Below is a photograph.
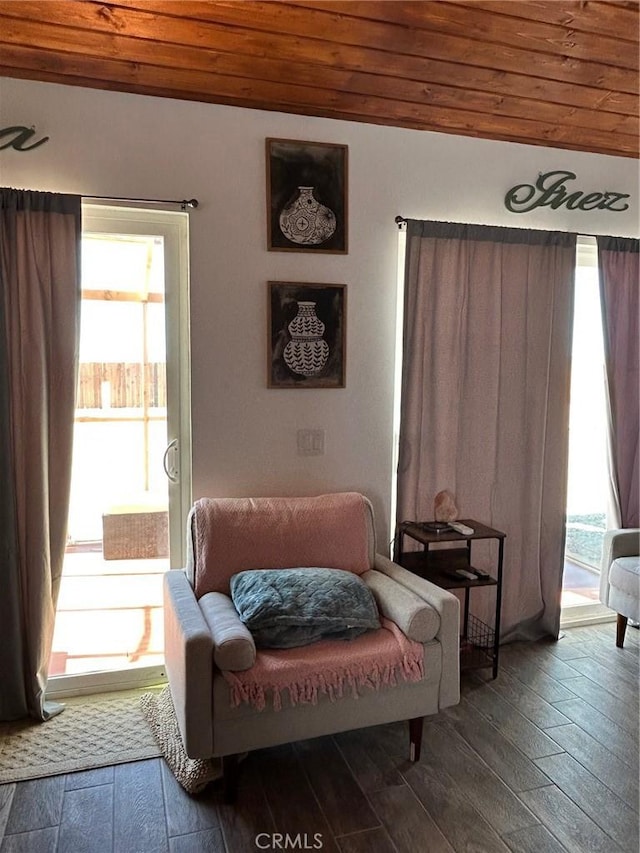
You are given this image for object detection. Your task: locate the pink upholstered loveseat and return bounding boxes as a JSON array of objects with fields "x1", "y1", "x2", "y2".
[{"x1": 163, "y1": 492, "x2": 460, "y2": 797}]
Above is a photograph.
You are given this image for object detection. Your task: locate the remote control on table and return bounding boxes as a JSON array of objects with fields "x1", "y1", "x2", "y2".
[
  {"x1": 449, "y1": 522, "x2": 474, "y2": 535},
  {"x1": 454, "y1": 569, "x2": 477, "y2": 580},
  {"x1": 473, "y1": 569, "x2": 490, "y2": 580}
]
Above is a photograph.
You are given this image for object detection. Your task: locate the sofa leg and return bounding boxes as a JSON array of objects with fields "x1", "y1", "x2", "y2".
[
  {"x1": 616, "y1": 614, "x2": 628, "y2": 648},
  {"x1": 222, "y1": 755, "x2": 239, "y2": 803},
  {"x1": 409, "y1": 717, "x2": 424, "y2": 762}
]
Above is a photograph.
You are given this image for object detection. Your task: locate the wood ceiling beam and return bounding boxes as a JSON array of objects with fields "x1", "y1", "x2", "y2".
[
  {"x1": 0, "y1": 42, "x2": 636, "y2": 158},
  {"x1": 445, "y1": 1, "x2": 640, "y2": 42},
  {"x1": 290, "y1": 0, "x2": 638, "y2": 69},
  {"x1": 0, "y1": 14, "x2": 635, "y2": 139},
  {"x1": 0, "y1": 1, "x2": 636, "y2": 114},
  {"x1": 67, "y1": 0, "x2": 640, "y2": 90}
]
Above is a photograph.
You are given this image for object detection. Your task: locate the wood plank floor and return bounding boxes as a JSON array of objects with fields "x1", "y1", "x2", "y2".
[{"x1": 1, "y1": 623, "x2": 638, "y2": 852}]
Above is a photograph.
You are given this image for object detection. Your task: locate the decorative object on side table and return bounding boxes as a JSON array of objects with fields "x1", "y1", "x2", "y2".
[
  {"x1": 268, "y1": 281, "x2": 346, "y2": 388},
  {"x1": 266, "y1": 138, "x2": 348, "y2": 253},
  {"x1": 434, "y1": 488, "x2": 459, "y2": 522}
]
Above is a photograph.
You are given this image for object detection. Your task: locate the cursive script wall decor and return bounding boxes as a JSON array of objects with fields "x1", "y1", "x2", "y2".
[
  {"x1": 0, "y1": 125, "x2": 49, "y2": 151},
  {"x1": 505, "y1": 170, "x2": 630, "y2": 214}
]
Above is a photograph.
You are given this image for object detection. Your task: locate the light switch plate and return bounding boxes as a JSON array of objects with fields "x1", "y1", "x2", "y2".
[{"x1": 297, "y1": 428, "x2": 325, "y2": 456}]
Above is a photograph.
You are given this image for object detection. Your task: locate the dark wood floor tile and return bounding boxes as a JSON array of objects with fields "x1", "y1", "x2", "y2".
[
  {"x1": 586, "y1": 647, "x2": 640, "y2": 688},
  {"x1": 1, "y1": 622, "x2": 637, "y2": 853},
  {"x1": 217, "y1": 762, "x2": 275, "y2": 853},
  {"x1": 470, "y1": 670, "x2": 571, "y2": 729},
  {"x1": 0, "y1": 785, "x2": 16, "y2": 842},
  {"x1": 337, "y1": 826, "x2": 397, "y2": 853},
  {"x1": 57, "y1": 784, "x2": 113, "y2": 853},
  {"x1": 418, "y1": 721, "x2": 539, "y2": 836},
  {"x1": 619, "y1": 623, "x2": 640, "y2": 643},
  {"x1": 545, "y1": 723, "x2": 639, "y2": 810},
  {"x1": 610, "y1": 648, "x2": 640, "y2": 679},
  {"x1": 507, "y1": 646, "x2": 580, "y2": 681},
  {"x1": 443, "y1": 700, "x2": 550, "y2": 792},
  {"x1": 500, "y1": 658, "x2": 577, "y2": 704},
  {"x1": 4, "y1": 776, "x2": 65, "y2": 834},
  {"x1": 534, "y1": 752, "x2": 639, "y2": 852},
  {"x1": 559, "y1": 676, "x2": 639, "y2": 736},
  {"x1": 572, "y1": 640, "x2": 640, "y2": 677},
  {"x1": 114, "y1": 759, "x2": 169, "y2": 852},
  {"x1": 168, "y1": 828, "x2": 225, "y2": 853},
  {"x1": 557, "y1": 639, "x2": 639, "y2": 678},
  {"x1": 594, "y1": 655, "x2": 640, "y2": 691},
  {"x1": 462, "y1": 680, "x2": 564, "y2": 759},
  {"x1": 557, "y1": 655, "x2": 638, "y2": 705},
  {"x1": 65, "y1": 765, "x2": 114, "y2": 791},
  {"x1": 257, "y1": 745, "x2": 340, "y2": 853},
  {"x1": 403, "y1": 761, "x2": 512, "y2": 852},
  {"x1": 626, "y1": 624, "x2": 639, "y2": 640},
  {"x1": 333, "y1": 727, "x2": 406, "y2": 792},
  {"x1": 368, "y1": 784, "x2": 454, "y2": 853},
  {"x1": 552, "y1": 698, "x2": 638, "y2": 768},
  {"x1": 556, "y1": 627, "x2": 593, "y2": 643},
  {"x1": 159, "y1": 760, "x2": 220, "y2": 839},
  {"x1": 568, "y1": 626, "x2": 617, "y2": 644},
  {"x1": 503, "y1": 823, "x2": 567, "y2": 853},
  {"x1": 367, "y1": 721, "x2": 412, "y2": 758},
  {"x1": 495, "y1": 646, "x2": 526, "y2": 668},
  {"x1": 294, "y1": 737, "x2": 379, "y2": 837},
  {"x1": 234, "y1": 752, "x2": 267, "y2": 790},
  {"x1": 519, "y1": 784, "x2": 624, "y2": 853},
  {"x1": 0, "y1": 826, "x2": 58, "y2": 853},
  {"x1": 543, "y1": 640, "x2": 590, "y2": 661}
]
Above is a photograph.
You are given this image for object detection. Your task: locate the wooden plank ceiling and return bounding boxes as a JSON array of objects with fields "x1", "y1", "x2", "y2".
[{"x1": 0, "y1": 0, "x2": 637, "y2": 158}]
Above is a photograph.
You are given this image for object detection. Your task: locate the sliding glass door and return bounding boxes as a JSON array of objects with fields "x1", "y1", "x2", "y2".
[
  {"x1": 561, "y1": 237, "x2": 612, "y2": 628},
  {"x1": 48, "y1": 205, "x2": 191, "y2": 697}
]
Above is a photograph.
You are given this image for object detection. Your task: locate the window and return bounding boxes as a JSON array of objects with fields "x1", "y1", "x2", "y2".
[{"x1": 561, "y1": 236, "x2": 611, "y2": 625}]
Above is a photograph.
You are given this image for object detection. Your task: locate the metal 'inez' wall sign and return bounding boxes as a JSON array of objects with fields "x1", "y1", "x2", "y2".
[
  {"x1": 505, "y1": 170, "x2": 630, "y2": 213},
  {"x1": 0, "y1": 125, "x2": 49, "y2": 151}
]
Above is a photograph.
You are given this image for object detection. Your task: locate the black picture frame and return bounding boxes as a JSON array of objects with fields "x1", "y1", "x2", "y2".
[
  {"x1": 268, "y1": 282, "x2": 346, "y2": 388},
  {"x1": 266, "y1": 138, "x2": 348, "y2": 253}
]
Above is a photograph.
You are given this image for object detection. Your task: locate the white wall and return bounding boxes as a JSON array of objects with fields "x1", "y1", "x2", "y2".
[{"x1": 1, "y1": 78, "x2": 637, "y2": 550}]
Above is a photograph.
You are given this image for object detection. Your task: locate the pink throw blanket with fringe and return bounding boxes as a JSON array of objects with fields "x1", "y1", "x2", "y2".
[
  {"x1": 193, "y1": 492, "x2": 371, "y2": 597},
  {"x1": 222, "y1": 618, "x2": 425, "y2": 711}
]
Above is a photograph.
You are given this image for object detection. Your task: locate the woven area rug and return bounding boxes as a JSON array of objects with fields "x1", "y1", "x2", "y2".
[
  {"x1": 140, "y1": 685, "x2": 222, "y2": 794},
  {"x1": 0, "y1": 689, "x2": 162, "y2": 784}
]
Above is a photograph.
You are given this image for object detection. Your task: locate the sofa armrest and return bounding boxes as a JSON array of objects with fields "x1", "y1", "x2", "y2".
[
  {"x1": 163, "y1": 569, "x2": 214, "y2": 758},
  {"x1": 374, "y1": 553, "x2": 460, "y2": 709},
  {"x1": 362, "y1": 569, "x2": 440, "y2": 642},
  {"x1": 600, "y1": 529, "x2": 640, "y2": 606},
  {"x1": 199, "y1": 591, "x2": 256, "y2": 671},
  {"x1": 602, "y1": 529, "x2": 640, "y2": 564}
]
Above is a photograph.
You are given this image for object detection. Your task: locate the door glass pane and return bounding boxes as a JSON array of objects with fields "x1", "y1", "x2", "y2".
[
  {"x1": 563, "y1": 248, "x2": 608, "y2": 611},
  {"x1": 51, "y1": 232, "x2": 169, "y2": 677}
]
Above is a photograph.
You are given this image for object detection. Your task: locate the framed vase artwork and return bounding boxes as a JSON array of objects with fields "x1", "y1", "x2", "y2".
[
  {"x1": 266, "y1": 138, "x2": 348, "y2": 253},
  {"x1": 268, "y1": 282, "x2": 346, "y2": 388}
]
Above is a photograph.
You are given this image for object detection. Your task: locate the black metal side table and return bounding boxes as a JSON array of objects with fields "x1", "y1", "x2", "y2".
[{"x1": 395, "y1": 519, "x2": 505, "y2": 678}]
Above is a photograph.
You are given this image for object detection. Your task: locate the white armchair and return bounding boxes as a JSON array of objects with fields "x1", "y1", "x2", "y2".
[
  {"x1": 163, "y1": 492, "x2": 460, "y2": 799},
  {"x1": 599, "y1": 528, "x2": 640, "y2": 647}
]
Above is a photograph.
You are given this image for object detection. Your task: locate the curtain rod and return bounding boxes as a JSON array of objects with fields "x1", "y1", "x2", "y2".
[
  {"x1": 393, "y1": 215, "x2": 634, "y2": 241},
  {"x1": 84, "y1": 195, "x2": 199, "y2": 210}
]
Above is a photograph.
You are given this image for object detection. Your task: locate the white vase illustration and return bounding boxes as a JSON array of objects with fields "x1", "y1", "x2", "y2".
[
  {"x1": 283, "y1": 301, "x2": 330, "y2": 376},
  {"x1": 279, "y1": 186, "x2": 337, "y2": 245}
]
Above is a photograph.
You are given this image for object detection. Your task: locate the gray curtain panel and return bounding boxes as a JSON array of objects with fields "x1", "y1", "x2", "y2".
[
  {"x1": 0, "y1": 188, "x2": 81, "y2": 721},
  {"x1": 397, "y1": 220, "x2": 576, "y2": 642},
  {"x1": 597, "y1": 236, "x2": 639, "y2": 529}
]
